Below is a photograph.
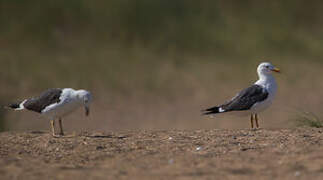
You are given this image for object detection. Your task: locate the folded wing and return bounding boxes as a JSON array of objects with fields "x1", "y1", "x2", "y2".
[{"x1": 202, "y1": 85, "x2": 268, "y2": 115}]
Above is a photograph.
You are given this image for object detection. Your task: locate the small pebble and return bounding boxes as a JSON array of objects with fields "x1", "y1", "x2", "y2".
[
  {"x1": 294, "y1": 171, "x2": 301, "y2": 177},
  {"x1": 168, "y1": 137, "x2": 173, "y2": 140},
  {"x1": 96, "y1": 146, "x2": 104, "y2": 150},
  {"x1": 168, "y1": 159, "x2": 174, "y2": 164},
  {"x1": 196, "y1": 147, "x2": 202, "y2": 151}
]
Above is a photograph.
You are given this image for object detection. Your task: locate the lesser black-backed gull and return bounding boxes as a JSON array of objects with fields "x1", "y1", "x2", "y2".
[
  {"x1": 202, "y1": 62, "x2": 280, "y2": 128},
  {"x1": 7, "y1": 88, "x2": 92, "y2": 137}
]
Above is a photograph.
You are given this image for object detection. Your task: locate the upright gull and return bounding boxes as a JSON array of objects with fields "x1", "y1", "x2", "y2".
[
  {"x1": 7, "y1": 88, "x2": 92, "y2": 137},
  {"x1": 202, "y1": 62, "x2": 280, "y2": 128}
]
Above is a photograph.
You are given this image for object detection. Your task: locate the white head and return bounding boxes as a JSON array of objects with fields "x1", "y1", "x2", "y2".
[
  {"x1": 257, "y1": 62, "x2": 280, "y2": 77},
  {"x1": 75, "y1": 90, "x2": 92, "y2": 116}
]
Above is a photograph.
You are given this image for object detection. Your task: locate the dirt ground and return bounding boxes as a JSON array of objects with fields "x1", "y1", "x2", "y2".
[{"x1": 1, "y1": 128, "x2": 323, "y2": 180}]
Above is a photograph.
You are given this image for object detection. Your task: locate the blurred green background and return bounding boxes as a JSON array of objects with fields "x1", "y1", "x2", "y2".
[{"x1": 1, "y1": 1, "x2": 323, "y2": 131}]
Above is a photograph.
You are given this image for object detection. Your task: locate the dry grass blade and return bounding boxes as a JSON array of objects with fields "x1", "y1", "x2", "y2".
[{"x1": 294, "y1": 111, "x2": 323, "y2": 128}]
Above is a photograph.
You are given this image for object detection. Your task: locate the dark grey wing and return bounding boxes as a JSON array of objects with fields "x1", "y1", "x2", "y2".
[
  {"x1": 202, "y1": 85, "x2": 268, "y2": 115},
  {"x1": 221, "y1": 85, "x2": 268, "y2": 111},
  {"x1": 23, "y1": 88, "x2": 63, "y2": 113}
]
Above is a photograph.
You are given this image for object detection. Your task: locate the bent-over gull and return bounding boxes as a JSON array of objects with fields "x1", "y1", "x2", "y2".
[{"x1": 7, "y1": 88, "x2": 92, "y2": 137}]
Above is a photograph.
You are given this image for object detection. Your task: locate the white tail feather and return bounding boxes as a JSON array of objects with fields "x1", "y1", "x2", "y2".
[{"x1": 16, "y1": 100, "x2": 27, "y2": 110}]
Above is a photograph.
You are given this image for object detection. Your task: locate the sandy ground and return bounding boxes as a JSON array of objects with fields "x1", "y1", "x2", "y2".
[{"x1": 1, "y1": 128, "x2": 323, "y2": 180}]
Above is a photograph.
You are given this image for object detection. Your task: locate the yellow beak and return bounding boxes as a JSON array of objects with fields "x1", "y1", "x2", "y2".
[{"x1": 271, "y1": 67, "x2": 280, "y2": 73}]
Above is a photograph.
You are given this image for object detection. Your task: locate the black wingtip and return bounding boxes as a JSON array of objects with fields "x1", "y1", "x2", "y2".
[
  {"x1": 6, "y1": 103, "x2": 20, "y2": 110},
  {"x1": 201, "y1": 106, "x2": 220, "y2": 115},
  {"x1": 202, "y1": 111, "x2": 213, "y2": 115}
]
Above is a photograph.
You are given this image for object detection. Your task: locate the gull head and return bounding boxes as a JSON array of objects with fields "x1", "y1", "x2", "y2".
[
  {"x1": 76, "y1": 90, "x2": 92, "y2": 116},
  {"x1": 257, "y1": 62, "x2": 280, "y2": 76}
]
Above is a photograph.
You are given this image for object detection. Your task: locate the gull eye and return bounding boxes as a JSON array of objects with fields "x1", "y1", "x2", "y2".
[{"x1": 265, "y1": 65, "x2": 270, "y2": 68}]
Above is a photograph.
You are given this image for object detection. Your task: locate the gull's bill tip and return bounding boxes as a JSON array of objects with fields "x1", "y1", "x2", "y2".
[
  {"x1": 272, "y1": 67, "x2": 280, "y2": 73},
  {"x1": 85, "y1": 106, "x2": 90, "y2": 116}
]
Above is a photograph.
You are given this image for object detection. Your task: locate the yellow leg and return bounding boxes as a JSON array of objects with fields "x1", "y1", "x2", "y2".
[
  {"x1": 58, "y1": 118, "x2": 64, "y2": 136},
  {"x1": 50, "y1": 119, "x2": 56, "y2": 136},
  {"x1": 250, "y1": 114, "x2": 254, "y2": 129},
  {"x1": 255, "y1": 114, "x2": 259, "y2": 128}
]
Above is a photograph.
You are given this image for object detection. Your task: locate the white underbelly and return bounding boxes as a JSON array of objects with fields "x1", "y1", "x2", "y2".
[
  {"x1": 250, "y1": 98, "x2": 273, "y2": 113},
  {"x1": 42, "y1": 101, "x2": 82, "y2": 119}
]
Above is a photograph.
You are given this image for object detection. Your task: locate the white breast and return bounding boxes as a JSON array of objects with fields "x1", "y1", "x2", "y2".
[{"x1": 252, "y1": 76, "x2": 277, "y2": 113}]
